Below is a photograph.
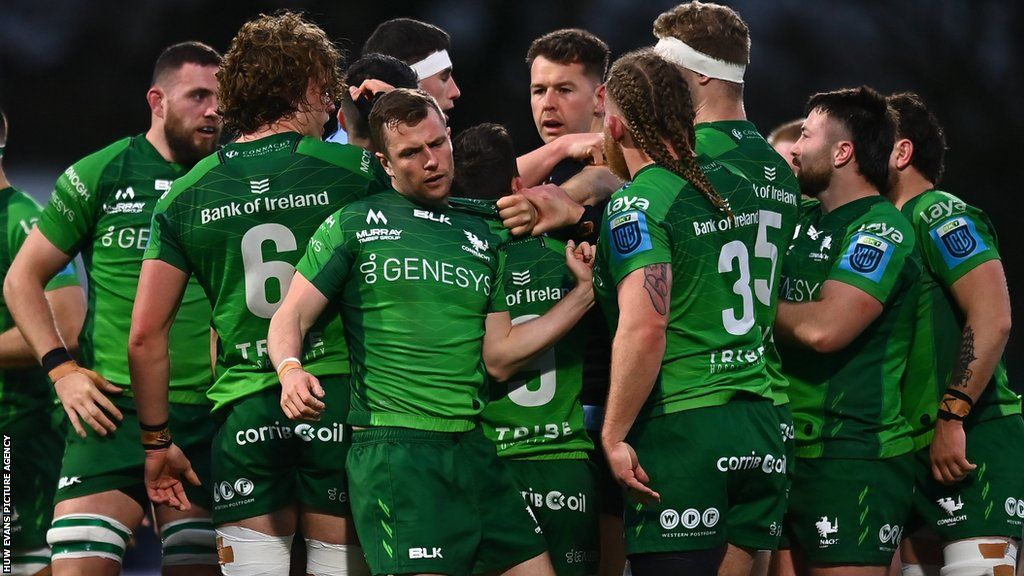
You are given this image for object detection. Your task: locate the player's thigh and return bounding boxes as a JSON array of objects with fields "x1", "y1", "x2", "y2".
[
  {"x1": 506, "y1": 458, "x2": 600, "y2": 576},
  {"x1": 169, "y1": 400, "x2": 218, "y2": 512},
  {"x1": 347, "y1": 427, "x2": 478, "y2": 576},
  {"x1": 786, "y1": 454, "x2": 915, "y2": 567},
  {"x1": 625, "y1": 409, "x2": 730, "y2": 555},
  {"x1": 597, "y1": 514, "x2": 627, "y2": 576},
  {"x1": 211, "y1": 390, "x2": 300, "y2": 526},
  {"x1": 53, "y1": 396, "x2": 147, "y2": 507},
  {"x1": 8, "y1": 411, "x2": 63, "y2": 552},
  {"x1": 295, "y1": 374, "x2": 353, "y2": 526},
  {"x1": 726, "y1": 398, "x2": 788, "y2": 552},
  {"x1": 921, "y1": 416, "x2": 1024, "y2": 543}
]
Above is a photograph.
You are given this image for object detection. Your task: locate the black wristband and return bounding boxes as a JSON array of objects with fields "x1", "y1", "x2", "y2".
[
  {"x1": 943, "y1": 388, "x2": 975, "y2": 406},
  {"x1": 937, "y1": 409, "x2": 965, "y2": 422},
  {"x1": 140, "y1": 420, "x2": 169, "y2": 432},
  {"x1": 41, "y1": 347, "x2": 74, "y2": 372}
]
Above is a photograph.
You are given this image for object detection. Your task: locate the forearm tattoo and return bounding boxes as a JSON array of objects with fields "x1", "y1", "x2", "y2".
[
  {"x1": 643, "y1": 264, "x2": 669, "y2": 316},
  {"x1": 950, "y1": 324, "x2": 977, "y2": 389}
]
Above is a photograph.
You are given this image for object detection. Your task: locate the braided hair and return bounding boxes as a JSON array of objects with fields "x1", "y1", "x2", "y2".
[{"x1": 606, "y1": 49, "x2": 732, "y2": 217}]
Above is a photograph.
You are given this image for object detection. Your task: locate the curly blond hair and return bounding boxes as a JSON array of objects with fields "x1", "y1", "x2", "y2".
[{"x1": 218, "y1": 11, "x2": 344, "y2": 134}]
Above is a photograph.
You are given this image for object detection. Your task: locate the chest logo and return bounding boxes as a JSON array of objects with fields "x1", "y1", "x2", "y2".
[
  {"x1": 465, "y1": 231, "x2": 488, "y2": 252},
  {"x1": 366, "y1": 210, "x2": 388, "y2": 225},
  {"x1": 764, "y1": 165, "x2": 777, "y2": 182},
  {"x1": 250, "y1": 179, "x2": 270, "y2": 195},
  {"x1": 511, "y1": 270, "x2": 531, "y2": 286}
]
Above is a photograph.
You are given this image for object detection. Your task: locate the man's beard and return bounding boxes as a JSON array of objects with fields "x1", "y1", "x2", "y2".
[
  {"x1": 796, "y1": 160, "x2": 831, "y2": 198},
  {"x1": 603, "y1": 134, "x2": 631, "y2": 181},
  {"x1": 164, "y1": 112, "x2": 217, "y2": 167}
]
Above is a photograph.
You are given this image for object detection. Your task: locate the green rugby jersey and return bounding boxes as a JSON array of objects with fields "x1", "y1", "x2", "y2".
[
  {"x1": 479, "y1": 234, "x2": 593, "y2": 460},
  {"x1": 297, "y1": 189, "x2": 506, "y2": 432},
  {"x1": 899, "y1": 190, "x2": 1020, "y2": 450},
  {"x1": 36, "y1": 135, "x2": 211, "y2": 403},
  {"x1": 594, "y1": 163, "x2": 772, "y2": 421},
  {"x1": 697, "y1": 121, "x2": 801, "y2": 406},
  {"x1": 145, "y1": 133, "x2": 385, "y2": 413},
  {"x1": 0, "y1": 186, "x2": 79, "y2": 425},
  {"x1": 779, "y1": 195, "x2": 918, "y2": 459}
]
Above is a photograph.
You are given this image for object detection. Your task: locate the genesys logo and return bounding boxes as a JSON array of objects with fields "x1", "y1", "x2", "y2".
[{"x1": 234, "y1": 421, "x2": 345, "y2": 445}]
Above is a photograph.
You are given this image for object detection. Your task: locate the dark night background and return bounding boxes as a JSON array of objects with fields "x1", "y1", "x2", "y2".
[{"x1": 1, "y1": 0, "x2": 1020, "y2": 570}]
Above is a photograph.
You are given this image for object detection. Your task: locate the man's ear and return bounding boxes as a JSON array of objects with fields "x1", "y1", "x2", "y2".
[
  {"x1": 833, "y1": 140, "x2": 854, "y2": 169},
  {"x1": 593, "y1": 84, "x2": 606, "y2": 117},
  {"x1": 893, "y1": 138, "x2": 914, "y2": 171},
  {"x1": 376, "y1": 151, "x2": 394, "y2": 178},
  {"x1": 606, "y1": 114, "x2": 627, "y2": 143},
  {"x1": 337, "y1": 109, "x2": 348, "y2": 133},
  {"x1": 147, "y1": 87, "x2": 165, "y2": 120}
]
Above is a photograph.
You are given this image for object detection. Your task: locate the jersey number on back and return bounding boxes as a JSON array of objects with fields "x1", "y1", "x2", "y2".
[
  {"x1": 718, "y1": 210, "x2": 782, "y2": 335},
  {"x1": 241, "y1": 223, "x2": 299, "y2": 319},
  {"x1": 507, "y1": 314, "x2": 556, "y2": 407}
]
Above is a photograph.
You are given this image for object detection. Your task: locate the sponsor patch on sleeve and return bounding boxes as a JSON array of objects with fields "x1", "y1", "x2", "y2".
[
  {"x1": 838, "y1": 232, "x2": 893, "y2": 282},
  {"x1": 610, "y1": 211, "x2": 652, "y2": 259},
  {"x1": 929, "y1": 216, "x2": 987, "y2": 269}
]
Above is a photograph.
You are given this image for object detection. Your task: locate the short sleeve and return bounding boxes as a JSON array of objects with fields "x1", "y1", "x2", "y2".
[
  {"x1": 144, "y1": 207, "x2": 189, "y2": 272},
  {"x1": 6, "y1": 192, "x2": 80, "y2": 291},
  {"x1": 36, "y1": 161, "x2": 105, "y2": 255},
  {"x1": 830, "y1": 228, "x2": 913, "y2": 304},
  {"x1": 489, "y1": 248, "x2": 508, "y2": 313},
  {"x1": 295, "y1": 209, "x2": 357, "y2": 300},
  {"x1": 603, "y1": 208, "x2": 671, "y2": 285},
  {"x1": 919, "y1": 206, "x2": 999, "y2": 286}
]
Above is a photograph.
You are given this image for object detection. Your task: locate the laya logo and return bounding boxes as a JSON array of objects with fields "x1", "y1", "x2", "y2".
[
  {"x1": 409, "y1": 547, "x2": 443, "y2": 559},
  {"x1": 58, "y1": 476, "x2": 81, "y2": 490},
  {"x1": 511, "y1": 270, "x2": 530, "y2": 286},
  {"x1": 249, "y1": 179, "x2": 270, "y2": 195},
  {"x1": 764, "y1": 165, "x2": 777, "y2": 182},
  {"x1": 366, "y1": 209, "x2": 388, "y2": 225},
  {"x1": 659, "y1": 507, "x2": 719, "y2": 531},
  {"x1": 414, "y1": 209, "x2": 451, "y2": 225},
  {"x1": 607, "y1": 195, "x2": 649, "y2": 215}
]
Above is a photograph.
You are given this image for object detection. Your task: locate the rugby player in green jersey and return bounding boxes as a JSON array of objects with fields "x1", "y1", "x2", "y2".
[
  {"x1": 267, "y1": 88, "x2": 595, "y2": 576},
  {"x1": 594, "y1": 50, "x2": 785, "y2": 576},
  {"x1": 3, "y1": 42, "x2": 222, "y2": 576},
  {"x1": 886, "y1": 93, "x2": 1022, "y2": 576},
  {"x1": 128, "y1": 13, "x2": 385, "y2": 576},
  {"x1": 0, "y1": 108, "x2": 85, "y2": 576},
  {"x1": 452, "y1": 123, "x2": 599, "y2": 576},
  {"x1": 651, "y1": 6, "x2": 802, "y2": 573},
  {"x1": 775, "y1": 87, "x2": 919, "y2": 574}
]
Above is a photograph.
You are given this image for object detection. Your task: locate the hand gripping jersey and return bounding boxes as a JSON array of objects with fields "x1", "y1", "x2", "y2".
[
  {"x1": 697, "y1": 121, "x2": 801, "y2": 406},
  {"x1": 36, "y1": 135, "x2": 211, "y2": 402},
  {"x1": 0, "y1": 186, "x2": 79, "y2": 423},
  {"x1": 594, "y1": 162, "x2": 772, "y2": 421},
  {"x1": 145, "y1": 133, "x2": 387, "y2": 412},
  {"x1": 899, "y1": 190, "x2": 1020, "y2": 449},
  {"x1": 296, "y1": 189, "x2": 506, "y2": 432},
  {"x1": 779, "y1": 196, "x2": 919, "y2": 459}
]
